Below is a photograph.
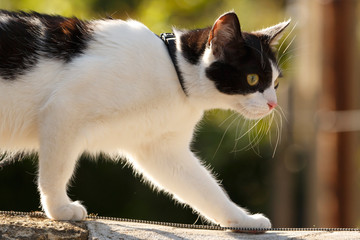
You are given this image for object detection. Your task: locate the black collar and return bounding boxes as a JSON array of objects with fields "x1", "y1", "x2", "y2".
[{"x1": 160, "y1": 33, "x2": 187, "y2": 95}]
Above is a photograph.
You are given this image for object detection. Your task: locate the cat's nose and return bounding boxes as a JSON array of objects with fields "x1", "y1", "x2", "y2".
[{"x1": 267, "y1": 101, "x2": 277, "y2": 110}]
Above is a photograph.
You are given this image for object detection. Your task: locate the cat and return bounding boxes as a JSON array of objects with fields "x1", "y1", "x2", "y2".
[{"x1": 0, "y1": 10, "x2": 290, "y2": 228}]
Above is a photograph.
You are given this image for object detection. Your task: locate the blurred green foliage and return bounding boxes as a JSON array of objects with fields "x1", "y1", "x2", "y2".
[
  {"x1": 1, "y1": 0, "x2": 287, "y2": 32},
  {"x1": 0, "y1": 0, "x2": 289, "y2": 224}
]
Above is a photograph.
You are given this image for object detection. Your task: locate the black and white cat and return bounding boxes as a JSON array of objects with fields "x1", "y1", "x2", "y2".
[{"x1": 0, "y1": 10, "x2": 290, "y2": 228}]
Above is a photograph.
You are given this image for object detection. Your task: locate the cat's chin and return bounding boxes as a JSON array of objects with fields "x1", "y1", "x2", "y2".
[
  {"x1": 236, "y1": 106, "x2": 273, "y2": 120},
  {"x1": 230, "y1": 101, "x2": 272, "y2": 120}
]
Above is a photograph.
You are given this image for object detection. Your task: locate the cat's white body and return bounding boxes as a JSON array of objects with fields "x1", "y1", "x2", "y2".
[
  {"x1": 0, "y1": 11, "x2": 290, "y2": 228},
  {"x1": 0, "y1": 20, "x2": 193, "y2": 150}
]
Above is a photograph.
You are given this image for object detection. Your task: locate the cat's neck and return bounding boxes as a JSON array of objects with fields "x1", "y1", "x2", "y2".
[{"x1": 173, "y1": 28, "x2": 231, "y2": 111}]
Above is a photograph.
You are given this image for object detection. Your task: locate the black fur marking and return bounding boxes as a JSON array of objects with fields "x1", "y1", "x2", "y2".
[
  {"x1": 180, "y1": 28, "x2": 211, "y2": 65},
  {"x1": 0, "y1": 10, "x2": 93, "y2": 80},
  {"x1": 0, "y1": 11, "x2": 42, "y2": 80},
  {"x1": 206, "y1": 32, "x2": 277, "y2": 95},
  {"x1": 41, "y1": 15, "x2": 92, "y2": 62}
]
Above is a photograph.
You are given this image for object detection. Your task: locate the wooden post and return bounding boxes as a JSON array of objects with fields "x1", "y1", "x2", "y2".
[
  {"x1": 295, "y1": 0, "x2": 359, "y2": 227},
  {"x1": 314, "y1": 0, "x2": 358, "y2": 227},
  {"x1": 293, "y1": 0, "x2": 324, "y2": 227}
]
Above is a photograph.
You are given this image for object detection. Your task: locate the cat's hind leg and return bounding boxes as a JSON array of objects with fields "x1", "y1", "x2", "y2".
[
  {"x1": 37, "y1": 114, "x2": 87, "y2": 220},
  {"x1": 132, "y1": 142, "x2": 271, "y2": 228}
]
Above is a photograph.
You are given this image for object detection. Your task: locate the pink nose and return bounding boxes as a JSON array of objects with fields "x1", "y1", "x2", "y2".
[{"x1": 267, "y1": 102, "x2": 277, "y2": 110}]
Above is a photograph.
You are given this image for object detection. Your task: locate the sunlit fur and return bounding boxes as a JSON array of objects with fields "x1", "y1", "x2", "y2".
[{"x1": 0, "y1": 11, "x2": 290, "y2": 228}]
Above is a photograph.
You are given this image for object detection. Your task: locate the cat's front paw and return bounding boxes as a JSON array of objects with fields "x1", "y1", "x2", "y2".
[
  {"x1": 247, "y1": 214, "x2": 272, "y2": 228},
  {"x1": 226, "y1": 213, "x2": 271, "y2": 229},
  {"x1": 47, "y1": 201, "x2": 87, "y2": 221}
]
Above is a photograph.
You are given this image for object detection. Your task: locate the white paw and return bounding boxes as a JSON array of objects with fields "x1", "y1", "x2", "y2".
[
  {"x1": 225, "y1": 213, "x2": 271, "y2": 228},
  {"x1": 47, "y1": 201, "x2": 87, "y2": 221},
  {"x1": 247, "y1": 214, "x2": 272, "y2": 228}
]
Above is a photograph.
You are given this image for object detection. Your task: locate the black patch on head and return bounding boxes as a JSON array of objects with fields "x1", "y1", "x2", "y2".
[
  {"x1": 0, "y1": 10, "x2": 93, "y2": 80},
  {"x1": 206, "y1": 32, "x2": 278, "y2": 95},
  {"x1": 178, "y1": 12, "x2": 285, "y2": 96},
  {"x1": 180, "y1": 27, "x2": 211, "y2": 65}
]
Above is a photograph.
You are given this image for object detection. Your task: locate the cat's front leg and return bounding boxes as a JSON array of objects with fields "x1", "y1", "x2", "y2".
[
  {"x1": 37, "y1": 119, "x2": 87, "y2": 220},
  {"x1": 133, "y1": 143, "x2": 271, "y2": 228}
]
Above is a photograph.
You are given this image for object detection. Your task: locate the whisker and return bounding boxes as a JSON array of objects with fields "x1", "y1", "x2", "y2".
[
  {"x1": 240, "y1": 118, "x2": 266, "y2": 153},
  {"x1": 268, "y1": 114, "x2": 276, "y2": 154},
  {"x1": 277, "y1": 47, "x2": 300, "y2": 66},
  {"x1": 232, "y1": 116, "x2": 244, "y2": 153},
  {"x1": 233, "y1": 121, "x2": 256, "y2": 153},
  {"x1": 250, "y1": 121, "x2": 267, "y2": 154},
  {"x1": 277, "y1": 21, "x2": 298, "y2": 59},
  {"x1": 212, "y1": 115, "x2": 239, "y2": 160},
  {"x1": 228, "y1": 108, "x2": 283, "y2": 158},
  {"x1": 276, "y1": 106, "x2": 288, "y2": 123},
  {"x1": 265, "y1": 112, "x2": 275, "y2": 135},
  {"x1": 272, "y1": 111, "x2": 283, "y2": 158},
  {"x1": 235, "y1": 118, "x2": 262, "y2": 141},
  {"x1": 268, "y1": 120, "x2": 273, "y2": 148},
  {"x1": 279, "y1": 35, "x2": 296, "y2": 61},
  {"x1": 218, "y1": 111, "x2": 237, "y2": 127},
  {"x1": 279, "y1": 54, "x2": 300, "y2": 69}
]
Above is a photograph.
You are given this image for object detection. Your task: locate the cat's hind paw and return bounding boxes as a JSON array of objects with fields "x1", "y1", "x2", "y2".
[{"x1": 48, "y1": 201, "x2": 87, "y2": 221}]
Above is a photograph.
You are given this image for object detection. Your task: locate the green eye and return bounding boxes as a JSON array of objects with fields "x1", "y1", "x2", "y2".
[
  {"x1": 247, "y1": 74, "x2": 259, "y2": 86},
  {"x1": 274, "y1": 78, "x2": 279, "y2": 89}
]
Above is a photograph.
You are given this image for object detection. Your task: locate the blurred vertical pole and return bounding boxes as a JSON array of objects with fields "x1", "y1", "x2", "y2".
[
  {"x1": 294, "y1": 0, "x2": 323, "y2": 227},
  {"x1": 314, "y1": 0, "x2": 358, "y2": 227},
  {"x1": 297, "y1": 0, "x2": 359, "y2": 227}
]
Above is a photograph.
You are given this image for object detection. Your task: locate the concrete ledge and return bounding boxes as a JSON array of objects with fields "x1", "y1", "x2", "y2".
[
  {"x1": 86, "y1": 219, "x2": 360, "y2": 240},
  {"x1": 1, "y1": 213, "x2": 359, "y2": 239},
  {"x1": 0, "y1": 214, "x2": 88, "y2": 239}
]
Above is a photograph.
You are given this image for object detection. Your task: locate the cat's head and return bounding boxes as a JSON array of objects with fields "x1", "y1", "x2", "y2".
[{"x1": 178, "y1": 12, "x2": 290, "y2": 120}]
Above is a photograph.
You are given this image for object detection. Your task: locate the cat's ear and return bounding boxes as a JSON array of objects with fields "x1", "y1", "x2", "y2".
[
  {"x1": 254, "y1": 19, "x2": 291, "y2": 46},
  {"x1": 208, "y1": 12, "x2": 245, "y2": 59}
]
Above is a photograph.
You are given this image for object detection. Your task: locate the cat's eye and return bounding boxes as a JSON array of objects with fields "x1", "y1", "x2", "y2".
[
  {"x1": 247, "y1": 74, "x2": 259, "y2": 86},
  {"x1": 274, "y1": 78, "x2": 279, "y2": 89}
]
